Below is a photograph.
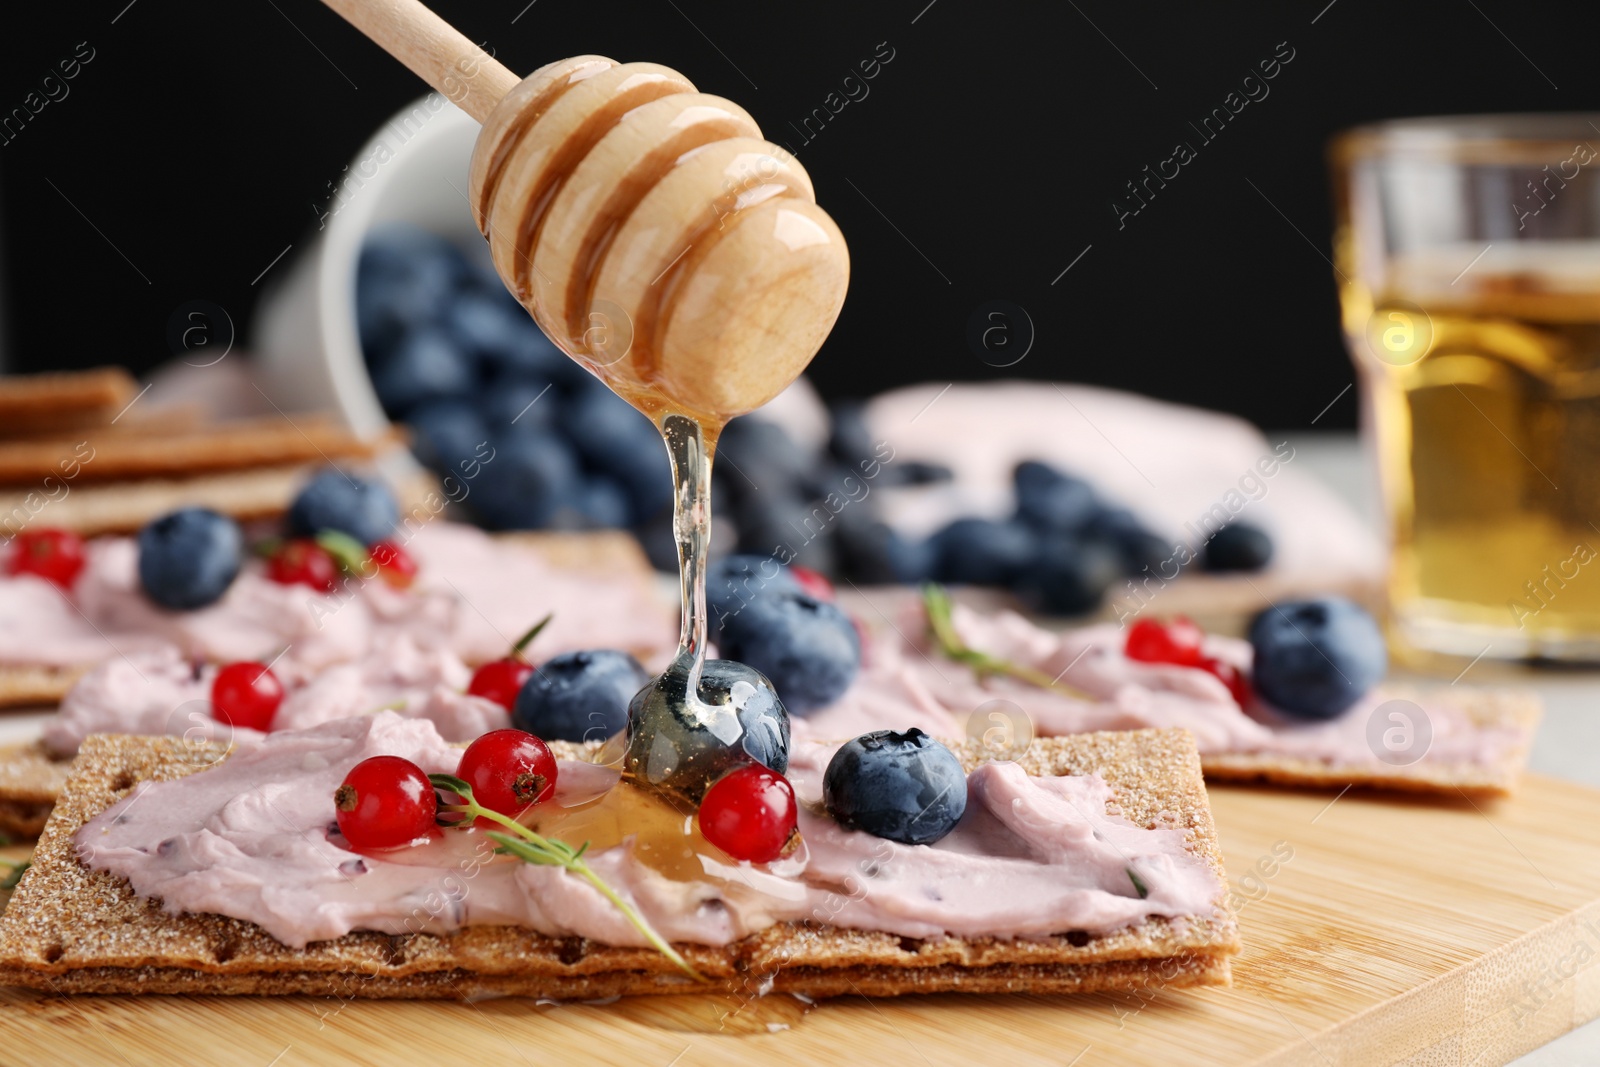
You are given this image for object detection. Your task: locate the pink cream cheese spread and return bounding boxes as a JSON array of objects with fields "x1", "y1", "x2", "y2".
[
  {"x1": 793, "y1": 599, "x2": 1526, "y2": 771},
  {"x1": 1, "y1": 520, "x2": 674, "y2": 673},
  {"x1": 43, "y1": 637, "x2": 508, "y2": 759},
  {"x1": 47, "y1": 589, "x2": 1523, "y2": 774},
  {"x1": 75, "y1": 713, "x2": 1223, "y2": 948}
]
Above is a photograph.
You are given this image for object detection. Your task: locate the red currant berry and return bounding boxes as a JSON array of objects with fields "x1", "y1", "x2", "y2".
[
  {"x1": 1202, "y1": 657, "x2": 1252, "y2": 707},
  {"x1": 268, "y1": 539, "x2": 339, "y2": 592},
  {"x1": 467, "y1": 659, "x2": 533, "y2": 711},
  {"x1": 789, "y1": 564, "x2": 835, "y2": 601},
  {"x1": 698, "y1": 765, "x2": 799, "y2": 864},
  {"x1": 210, "y1": 662, "x2": 285, "y2": 731},
  {"x1": 1125, "y1": 617, "x2": 1205, "y2": 667},
  {"x1": 369, "y1": 539, "x2": 417, "y2": 589},
  {"x1": 456, "y1": 729, "x2": 557, "y2": 819},
  {"x1": 334, "y1": 756, "x2": 438, "y2": 850},
  {"x1": 7, "y1": 528, "x2": 86, "y2": 589}
]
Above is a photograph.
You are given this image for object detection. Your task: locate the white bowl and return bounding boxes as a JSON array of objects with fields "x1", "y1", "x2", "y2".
[{"x1": 253, "y1": 94, "x2": 481, "y2": 438}]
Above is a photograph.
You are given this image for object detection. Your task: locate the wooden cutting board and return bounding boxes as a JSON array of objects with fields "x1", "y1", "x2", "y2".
[{"x1": 1, "y1": 773, "x2": 1596, "y2": 1066}]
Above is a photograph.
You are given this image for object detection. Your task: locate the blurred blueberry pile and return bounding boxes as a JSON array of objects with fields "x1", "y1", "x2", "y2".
[
  {"x1": 717, "y1": 411, "x2": 1274, "y2": 616},
  {"x1": 357, "y1": 224, "x2": 672, "y2": 533},
  {"x1": 357, "y1": 223, "x2": 1271, "y2": 614}
]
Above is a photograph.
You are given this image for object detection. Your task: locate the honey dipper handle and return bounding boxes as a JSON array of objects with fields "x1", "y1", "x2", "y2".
[{"x1": 319, "y1": 0, "x2": 518, "y2": 122}]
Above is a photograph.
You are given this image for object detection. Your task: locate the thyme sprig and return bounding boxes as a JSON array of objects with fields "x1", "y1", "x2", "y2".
[
  {"x1": 427, "y1": 773, "x2": 704, "y2": 982},
  {"x1": 508, "y1": 613, "x2": 553, "y2": 663},
  {"x1": 921, "y1": 583, "x2": 1093, "y2": 700},
  {"x1": 315, "y1": 530, "x2": 372, "y2": 576}
]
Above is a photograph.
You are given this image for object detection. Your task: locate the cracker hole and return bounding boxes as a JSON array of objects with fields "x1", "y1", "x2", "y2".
[
  {"x1": 41, "y1": 942, "x2": 64, "y2": 964},
  {"x1": 212, "y1": 937, "x2": 238, "y2": 964},
  {"x1": 110, "y1": 772, "x2": 135, "y2": 792},
  {"x1": 383, "y1": 935, "x2": 410, "y2": 967},
  {"x1": 558, "y1": 937, "x2": 588, "y2": 965},
  {"x1": 897, "y1": 937, "x2": 923, "y2": 954},
  {"x1": 1064, "y1": 930, "x2": 1090, "y2": 947}
]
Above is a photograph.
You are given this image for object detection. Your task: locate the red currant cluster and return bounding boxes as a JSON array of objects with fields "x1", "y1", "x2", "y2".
[
  {"x1": 334, "y1": 729, "x2": 559, "y2": 850},
  {"x1": 5, "y1": 528, "x2": 87, "y2": 589},
  {"x1": 267, "y1": 537, "x2": 416, "y2": 593},
  {"x1": 1124, "y1": 616, "x2": 1250, "y2": 706}
]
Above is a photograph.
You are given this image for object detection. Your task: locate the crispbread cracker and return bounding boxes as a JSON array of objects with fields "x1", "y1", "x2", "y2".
[
  {"x1": 0, "y1": 417, "x2": 395, "y2": 484},
  {"x1": 0, "y1": 464, "x2": 336, "y2": 538},
  {"x1": 0, "y1": 743, "x2": 71, "y2": 838},
  {"x1": 0, "y1": 728, "x2": 1237, "y2": 1000},
  {"x1": 0, "y1": 368, "x2": 137, "y2": 437},
  {"x1": 1201, "y1": 686, "x2": 1542, "y2": 797},
  {"x1": 0, "y1": 664, "x2": 85, "y2": 711}
]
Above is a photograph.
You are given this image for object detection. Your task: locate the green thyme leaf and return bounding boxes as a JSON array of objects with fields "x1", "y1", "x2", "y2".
[
  {"x1": 427, "y1": 772, "x2": 474, "y2": 797},
  {"x1": 1127, "y1": 867, "x2": 1149, "y2": 900},
  {"x1": 511, "y1": 613, "x2": 555, "y2": 661},
  {"x1": 315, "y1": 530, "x2": 372, "y2": 577},
  {"x1": 921, "y1": 583, "x2": 1093, "y2": 699}
]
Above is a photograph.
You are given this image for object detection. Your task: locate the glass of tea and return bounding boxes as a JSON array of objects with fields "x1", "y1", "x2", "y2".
[{"x1": 1332, "y1": 115, "x2": 1600, "y2": 661}]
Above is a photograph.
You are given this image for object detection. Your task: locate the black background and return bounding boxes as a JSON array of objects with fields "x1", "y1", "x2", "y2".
[{"x1": 2, "y1": 0, "x2": 1594, "y2": 431}]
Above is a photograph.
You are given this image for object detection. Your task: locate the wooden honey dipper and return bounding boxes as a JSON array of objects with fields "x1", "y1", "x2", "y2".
[{"x1": 321, "y1": 0, "x2": 849, "y2": 423}]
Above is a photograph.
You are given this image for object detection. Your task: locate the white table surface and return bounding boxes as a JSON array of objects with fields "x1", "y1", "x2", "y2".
[{"x1": 1288, "y1": 432, "x2": 1598, "y2": 1065}]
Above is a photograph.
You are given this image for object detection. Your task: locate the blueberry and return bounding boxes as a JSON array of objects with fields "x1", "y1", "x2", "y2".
[
  {"x1": 1116, "y1": 528, "x2": 1177, "y2": 577},
  {"x1": 716, "y1": 591, "x2": 860, "y2": 715},
  {"x1": 558, "y1": 381, "x2": 671, "y2": 522},
  {"x1": 1081, "y1": 505, "x2": 1145, "y2": 543},
  {"x1": 547, "y1": 475, "x2": 631, "y2": 530},
  {"x1": 930, "y1": 517, "x2": 1037, "y2": 587},
  {"x1": 356, "y1": 226, "x2": 470, "y2": 354},
  {"x1": 480, "y1": 312, "x2": 572, "y2": 384},
  {"x1": 886, "y1": 530, "x2": 937, "y2": 584},
  {"x1": 1249, "y1": 597, "x2": 1386, "y2": 720},
  {"x1": 406, "y1": 400, "x2": 488, "y2": 476},
  {"x1": 624, "y1": 657, "x2": 791, "y2": 803},
  {"x1": 444, "y1": 292, "x2": 536, "y2": 365},
  {"x1": 1020, "y1": 537, "x2": 1123, "y2": 616},
  {"x1": 512, "y1": 649, "x2": 649, "y2": 742},
  {"x1": 372, "y1": 328, "x2": 475, "y2": 418},
  {"x1": 479, "y1": 375, "x2": 557, "y2": 437},
  {"x1": 823, "y1": 728, "x2": 967, "y2": 845},
  {"x1": 886, "y1": 459, "x2": 953, "y2": 487},
  {"x1": 733, "y1": 491, "x2": 836, "y2": 573},
  {"x1": 469, "y1": 433, "x2": 580, "y2": 530},
  {"x1": 287, "y1": 469, "x2": 399, "y2": 545},
  {"x1": 719, "y1": 417, "x2": 811, "y2": 498},
  {"x1": 832, "y1": 511, "x2": 911, "y2": 584},
  {"x1": 707, "y1": 554, "x2": 800, "y2": 635},
  {"x1": 635, "y1": 506, "x2": 680, "y2": 572},
  {"x1": 826, "y1": 399, "x2": 877, "y2": 471},
  {"x1": 1014, "y1": 461, "x2": 1099, "y2": 532},
  {"x1": 1204, "y1": 523, "x2": 1274, "y2": 572},
  {"x1": 137, "y1": 508, "x2": 243, "y2": 610}
]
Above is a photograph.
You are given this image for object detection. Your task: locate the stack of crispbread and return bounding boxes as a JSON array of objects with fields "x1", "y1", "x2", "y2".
[
  {"x1": 0, "y1": 367, "x2": 400, "y2": 540},
  {"x1": 0, "y1": 729, "x2": 1240, "y2": 999}
]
